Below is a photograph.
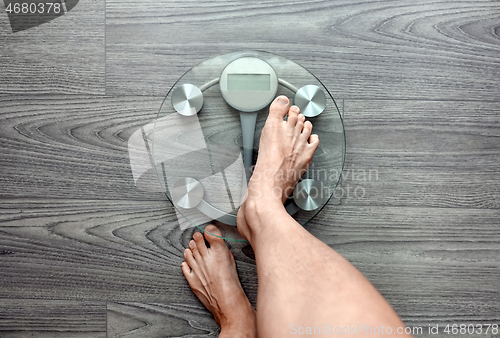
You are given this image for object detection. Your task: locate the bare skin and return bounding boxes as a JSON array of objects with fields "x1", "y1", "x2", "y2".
[
  {"x1": 183, "y1": 95, "x2": 412, "y2": 337},
  {"x1": 182, "y1": 225, "x2": 256, "y2": 338}
]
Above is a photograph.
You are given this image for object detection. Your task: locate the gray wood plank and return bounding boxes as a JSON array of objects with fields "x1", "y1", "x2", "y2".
[
  {"x1": 341, "y1": 100, "x2": 500, "y2": 208},
  {"x1": 1, "y1": 197, "x2": 497, "y2": 329},
  {"x1": 0, "y1": 95, "x2": 166, "y2": 201},
  {"x1": 107, "y1": 302, "x2": 219, "y2": 337},
  {"x1": 0, "y1": 299, "x2": 106, "y2": 338},
  {"x1": 0, "y1": 0, "x2": 105, "y2": 95},
  {"x1": 0, "y1": 198, "x2": 258, "y2": 303},
  {"x1": 1, "y1": 0, "x2": 499, "y2": 335},
  {"x1": 308, "y1": 204, "x2": 500, "y2": 330},
  {"x1": 0, "y1": 94, "x2": 342, "y2": 206},
  {"x1": 105, "y1": 0, "x2": 500, "y2": 99}
]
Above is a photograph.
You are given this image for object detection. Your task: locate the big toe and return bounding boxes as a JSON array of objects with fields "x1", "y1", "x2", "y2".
[
  {"x1": 269, "y1": 95, "x2": 290, "y2": 119},
  {"x1": 204, "y1": 225, "x2": 226, "y2": 247}
]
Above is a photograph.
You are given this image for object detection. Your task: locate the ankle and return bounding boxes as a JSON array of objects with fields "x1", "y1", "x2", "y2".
[
  {"x1": 247, "y1": 194, "x2": 289, "y2": 210},
  {"x1": 237, "y1": 198, "x2": 287, "y2": 243},
  {"x1": 219, "y1": 302, "x2": 257, "y2": 338},
  {"x1": 244, "y1": 197, "x2": 284, "y2": 223},
  {"x1": 219, "y1": 325, "x2": 256, "y2": 338},
  {"x1": 219, "y1": 304, "x2": 257, "y2": 338}
]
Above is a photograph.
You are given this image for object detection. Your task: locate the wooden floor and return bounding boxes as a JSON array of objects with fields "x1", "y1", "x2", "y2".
[{"x1": 1, "y1": 0, "x2": 499, "y2": 337}]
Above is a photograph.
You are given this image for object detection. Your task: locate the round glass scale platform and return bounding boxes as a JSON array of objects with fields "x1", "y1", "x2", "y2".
[{"x1": 152, "y1": 51, "x2": 345, "y2": 242}]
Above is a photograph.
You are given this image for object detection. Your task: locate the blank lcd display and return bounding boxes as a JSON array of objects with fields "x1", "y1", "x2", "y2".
[{"x1": 227, "y1": 74, "x2": 271, "y2": 91}]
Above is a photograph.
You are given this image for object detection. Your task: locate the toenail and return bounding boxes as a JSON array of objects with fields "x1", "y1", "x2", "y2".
[
  {"x1": 277, "y1": 96, "x2": 288, "y2": 105},
  {"x1": 193, "y1": 232, "x2": 201, "y2": 239},
  {"x1": 189, "y1": 240, "x2": 195, "y2": 248}
]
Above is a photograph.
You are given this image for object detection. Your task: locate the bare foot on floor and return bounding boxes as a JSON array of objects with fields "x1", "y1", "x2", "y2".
[
  {"x1": 237, "y1": 95, "x2": 319, "y2": 240},
  {"x1": 182, "y1": 225, "x2": 256, "y2": 338}
]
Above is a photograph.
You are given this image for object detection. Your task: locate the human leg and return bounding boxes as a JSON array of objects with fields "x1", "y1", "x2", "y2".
[{"x1": 237, "y1": 95, "x2": 411, "y2": 337}]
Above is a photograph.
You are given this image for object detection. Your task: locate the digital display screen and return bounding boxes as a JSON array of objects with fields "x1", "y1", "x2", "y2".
[{"x1": 227, "y1": 74, "x2": 271, "y2": 91}]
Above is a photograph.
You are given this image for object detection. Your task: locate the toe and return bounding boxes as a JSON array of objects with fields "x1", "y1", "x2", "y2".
[
  {"x1": 204, "y1": 224, "x2": 226, "y2": 247},
  {"x1": 269, "y1": 95, "x2": 290, "y2": 119},
  {"x1": 184, "y1": 248, "x2": 207, "y2": 284},
  {"x1": 286, "y1": 106, "x2": 300, "y2": 128},
  {"x1": 189, "y1": 240, "x2": 202, "y2": 260},
  {"x1": 298, "y1": 113, "x2": 306, "y2": 123},
  {"x1": 193, "y1": 232, "x2": 208, "y2": 256},
  {"x1": 300, "y1": 120, "x2": 313, "y2": 140},
  {"x1": 184, "y1": 248, "x2": 198, "y2": 270},
  {"x1": 295, "y1": 118, "x2": 304, "y2": 136},
  {"x1": 309, "y1": 134, "x2": 320, "y2": 149},
  {"x1": 181, "y1": 261, "x2": 192, "y2": 278}
]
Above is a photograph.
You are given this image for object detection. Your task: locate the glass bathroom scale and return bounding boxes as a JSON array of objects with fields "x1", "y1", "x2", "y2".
[{"x1": 152, "y1": 51, "x2": 345, "y2": 242}]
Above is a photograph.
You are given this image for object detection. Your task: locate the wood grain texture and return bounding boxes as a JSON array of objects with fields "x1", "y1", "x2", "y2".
[
  {"x1": 0, "y1": 0, "x2": 105, "y2": 95},
  {"x1": 307, "y1": 204, "x2": 500, "y2": 329},
  {"x1": 0, "y1": 198, "x2": 258, "y2": 303},
  {"x1": 1, "y1": 198, "x2": 497, "y2": 328},
  {"x1": 0, "y1": 95, "x2": 165, "y2": 201},
  {"x1": 1, "y1": 0, "x2": 499, "y2": 336},
  {"x1": 0, "y1": 93, "x2": 342, "y2": 207},
  {"x1": 105, "y1": 0, "x2": 500, "y2": 99},
  {"x1": 342, "y1": 100, "x2": 500, "y2": 208},
  {"x1": 107, "y1": 302, "x2": 220, "y2": 337},
  {"x1": 0, "y1": 299, "x2": 106, "y2": 337}
]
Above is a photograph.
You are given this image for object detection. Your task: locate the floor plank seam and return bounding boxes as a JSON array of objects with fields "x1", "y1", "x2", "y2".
[
  {"x1": 4, "y1": 94, "x2": 496, "y2": 102},
  {"x1": 331, "y1": 204, "x2": 500, "y2": 211}
]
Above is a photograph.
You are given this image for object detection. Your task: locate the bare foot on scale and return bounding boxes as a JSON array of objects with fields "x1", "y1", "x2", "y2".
[
  {"x1": 182, "y1": 96, "x2": 318, "y2": 336},
  {"x1": 182, "y1": 225, "x2": 256, "y2": 338},
  {"x1": 237, "y1": 95, "x2": 320, "y2": 241}
]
